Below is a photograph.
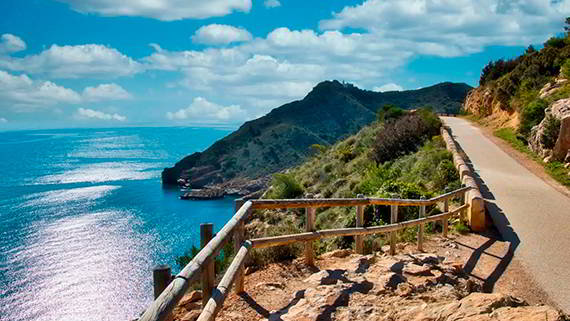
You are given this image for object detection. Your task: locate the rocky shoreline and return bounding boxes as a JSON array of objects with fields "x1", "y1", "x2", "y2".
[{"x1": 177, "y1": 176, "x2": 270, "y2": 200}]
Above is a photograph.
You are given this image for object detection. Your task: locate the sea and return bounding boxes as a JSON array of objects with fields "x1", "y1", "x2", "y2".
[{"x1": 0, "y1": 127, "x2": 237, "y2": 321}]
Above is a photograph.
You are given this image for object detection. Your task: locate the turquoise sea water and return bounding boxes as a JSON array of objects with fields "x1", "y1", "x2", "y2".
[{"x1": 0, "y1": 127, "x2": 236, "y2": 321}]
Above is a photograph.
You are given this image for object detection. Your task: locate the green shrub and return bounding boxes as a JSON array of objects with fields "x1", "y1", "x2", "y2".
[
  {"x1": 519, "y1": 99, "x2": 548, "y2": 136},
  {"x1": 377, "y1": 104, "x2": 405, "y2": 122},
  {"x1": 562, "y1": 59, "x2": 570, "y2": 79},
  {"x1": 267, "y1": 173, "x2": 304, "y2": 199},
  {"x1": 176, "y1": 239, "x2": 234, "y2": 275},
  {"x1": 541, "y1": 115, "x2": 561, "y2": 149}
]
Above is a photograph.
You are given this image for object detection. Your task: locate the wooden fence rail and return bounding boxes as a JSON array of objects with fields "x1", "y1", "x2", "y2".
[{"x1": 140, "y1": 187, "x2": 471, "y2": 321}]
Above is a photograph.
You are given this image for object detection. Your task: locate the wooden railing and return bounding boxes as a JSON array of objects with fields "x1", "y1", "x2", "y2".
[{"x1": 139, "y1": 186, "x2": 471, "y2": 321}]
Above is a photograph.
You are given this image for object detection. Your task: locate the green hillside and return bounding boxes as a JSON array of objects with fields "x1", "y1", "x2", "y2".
[{"x1": 162, "y1": 80, "x2": 471, "y2": 187}]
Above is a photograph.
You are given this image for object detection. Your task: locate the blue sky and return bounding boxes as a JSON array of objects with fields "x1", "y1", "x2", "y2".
[{"x1": 0, "y1": 0, "x2": 568, "y2": 130}]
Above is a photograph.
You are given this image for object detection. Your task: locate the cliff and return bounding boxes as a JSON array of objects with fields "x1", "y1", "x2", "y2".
[
  {"x1": 162, "y1": 80, "x2": 471, "y2": 188},
  {"x1": 463, "y1": 34, "x2": 570, "y2": 165}
]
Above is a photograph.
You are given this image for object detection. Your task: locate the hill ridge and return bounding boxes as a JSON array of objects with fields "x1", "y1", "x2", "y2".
[{"x1": 162, "y1": 80, "x2": 472, "y2": 188}]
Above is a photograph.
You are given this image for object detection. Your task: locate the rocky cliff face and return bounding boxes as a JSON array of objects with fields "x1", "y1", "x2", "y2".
[
  {"x1": 462, "y1": 86, "x2": 520, "y2": 128},
  {"x1": 529, "y1": 97, "x2": 570, "y2": 162},
  {"x1": 163, "y1": 80, "x2": 472, "y2": 188}
]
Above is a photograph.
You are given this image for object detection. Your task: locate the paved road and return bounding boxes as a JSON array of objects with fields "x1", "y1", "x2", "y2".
[{"x1": 442, "y1": 117, "x2": 570, "y2": 313}]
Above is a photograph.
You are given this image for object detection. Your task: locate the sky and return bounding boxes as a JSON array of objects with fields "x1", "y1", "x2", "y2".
[{"x1": 0, "y1": 0, "x2": 569, "y2": 130}]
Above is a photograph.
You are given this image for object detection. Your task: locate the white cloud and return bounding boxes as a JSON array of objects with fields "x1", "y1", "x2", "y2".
[
  {"x1": 0, "y1": 34, "x2": 26, "y2": 54},
  {"x1": 374, "y1": 83, "x2": 403, "y2": 92},
  {"x1": 76, "y1": 107, "x2": 126, "y2": 121},
  {"x1": 264, "y1": 0, "x2": 281, "y2": 8},
  {"x1": 0, "y1": 44, "x2": 141, "y2": 78},
  {"x1": 83, "y1": 83, "x2": 131, "y2": 101},
  {"x1": 166, "y1": 97, "x2": 247, "y2": 123},
  {"x1": 192, "y1": 24, "x2": 253, "y2": 45},
  {"x1": 0, "y1": 117, "x2": 7, "y2": 123},
  {"x1": 319, "y1": 0, "x2": 570, "y2": 56},
  {"x1": 0, "y1": 70, "x2": 81, "y2": 110},
  {"x1": 57, "y1": 0, "x2": 252, "y2": 21}
]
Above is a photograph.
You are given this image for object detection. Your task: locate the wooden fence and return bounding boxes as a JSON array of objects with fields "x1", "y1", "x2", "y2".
[{"x1": 139, "y1": 186, "x2": 471, "y2": 321}]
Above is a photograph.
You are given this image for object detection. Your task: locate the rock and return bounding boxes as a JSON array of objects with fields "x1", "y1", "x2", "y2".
[
  {"x1": 403, "y1": 263, "x2": 433, "y2": 276},
  {"x1": 304, "y1": 270, "x2": 346, "y2": 286},
  {"x1": 412, "y1": 253, "x2": 444, "y2": 265},
  {"x1": 530, "y1": 98, "x2": 570, "y2": 161},
  {"x1": 280, "y1": 284, "x2": 351, "y2": 321},
  {"x1": 396, "y1": 282, "x2": 415, "y2": 297},
  {"x1": 491, "y1": 305, "x2": 563, "y2": 321},
  {"x1": 180, "y1": 188, "x2": 225, "y2": 200},
  {"x1": 180, "y1": 310, "x2": 201, "y2": 321},
  {"x1": 374, "y1": 272, "x2": 406, "y2": 293},
  {"x1": 321, "y1": 249, "x2": 352, "y2": 259},
  {"x1": 544, "y1": 155, "x2": 553, "y2": 163},
  {"x1": 539, "y1": 78, "x2": 568, "y2": 99},
  {"x1": 255, "y1": 281, "x2": 285, "y2": 290},
  {"x1": 178, "y1": 291, "x2": 202, "y2": 307}
]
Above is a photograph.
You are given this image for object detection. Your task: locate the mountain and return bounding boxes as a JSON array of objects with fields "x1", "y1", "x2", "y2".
[{"x1": 162, "y1": 80, "x2": 472, "y2": 188}]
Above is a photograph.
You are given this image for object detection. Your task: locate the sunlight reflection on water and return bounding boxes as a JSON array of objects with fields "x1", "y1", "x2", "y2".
[{"x1": 2, "y1": 210, "x2": 155, "y2": 321}]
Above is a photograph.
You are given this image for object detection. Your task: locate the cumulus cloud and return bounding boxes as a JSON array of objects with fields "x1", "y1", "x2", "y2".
[
  {"x1": 0, "y1": 44, "x2": 141, "y2": 78},
  {"x1": 57, "y1": 0, "x2": 252, "y2": 21},
  {"x1": 0, "y1": 70, "x2": 81, "y2": 110},
  {"x1": 82, "y1": 83, "x2": 131, "y2": 101},
  {"x1": 320, "y1": 0, "x2": 570, "y2": 56},
  {"x1": 0, "y1": 117, "x2": 7, "y2": 123},
  {"x1": 192, "y1": 24, "x2": 253, "y2": 45},
  {"x1": 374, "y1": 83, "x2": 403, "y2": 92},
  {"x1": 166, "y1": 97, "x2": 247, "y2": 123},
  {"x1": 0, "y1": 34, "x2": 26, "y2": 54},
  {"x1": 264, "y1": 0, "x2": 281, "y2": 8},
  {"x1": 76, "y1": 107, "x2": 126, "y2": 121}
]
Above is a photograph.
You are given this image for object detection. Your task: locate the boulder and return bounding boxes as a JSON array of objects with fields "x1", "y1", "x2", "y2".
[
  {"x1": 530, "y1": 98, "x2": 570, "y2": 161},
  {"x1": 539, "y1": 78, "x2": 568, "y2": 99}
]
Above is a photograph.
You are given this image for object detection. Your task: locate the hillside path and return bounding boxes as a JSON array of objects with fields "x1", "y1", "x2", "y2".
[{"x1": 442, "y1": 117, "x2": 570, "y2": 313}]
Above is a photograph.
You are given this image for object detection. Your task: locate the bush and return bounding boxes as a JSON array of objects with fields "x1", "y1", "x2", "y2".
[
  {"x1": 377, "y1": 104, "x2": 405, "y2": 122},
  {"x1": 267, "y1": 173, "x2": 304, "y2": 199},
  {"x1": 176, "y1": 240, "x2": 234, "y2": 276},
  {"x1": 372, "y1": 110, "x2": 442, "y2": 164},
  {"x1": 541, "y1": 115, "x2": 561, "y2": 149},
  {"x1": 519, "y1": 99, "x2": 548, "y2": 136},
  {"x1": 562, "y1": 59, "x2": 570, "y2": 79}
]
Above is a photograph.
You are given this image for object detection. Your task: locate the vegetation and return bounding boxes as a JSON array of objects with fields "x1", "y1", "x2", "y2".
[
  {"x1": 266, "y1": 173, "x2": 304, "y2": 199},
  {"x1": 175, "y1": 240, "x2": 235, "y2": 284},
  {"x1": 162, "y1": 81, "x2": 472, "y2": 186},
  {"x1": 248, "y1": 109, "x2": 463, "y2": 266}
]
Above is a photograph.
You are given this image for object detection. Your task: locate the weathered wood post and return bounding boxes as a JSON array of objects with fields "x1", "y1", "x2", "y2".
[
  {"x1": 355, "y1": 194, "x2": 365, "y2": 254},
  {"x1": 418, "y1": 197, "x2": 426, "y2": 252},
  {"x1": 201, "y1": 223, "x2": 215, "y2": 307},
  {"x1": 153, "y1": 264, "x2": 172, "y2": 299},
  {"x1": 390, "y1": 205, "x2": 398, "y2": 255},
  {"x1": 305, "y1": 207, "x2": 316, "y2": 265},
  {"x1": 233, "y1": 198, "x2": 246, "y2": 294},
  {"x1": 443, "y1": 200, "x2": 449, "y2": 238}
]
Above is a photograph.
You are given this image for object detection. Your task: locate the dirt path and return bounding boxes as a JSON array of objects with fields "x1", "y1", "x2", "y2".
[{"x1": 443, "y1": 116, "x2": 570, "y2": 313}]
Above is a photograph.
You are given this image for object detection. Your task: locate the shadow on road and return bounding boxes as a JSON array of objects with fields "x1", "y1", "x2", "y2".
[{"x1": 446, "y1": 126, "x2": 521, "y2": 293}]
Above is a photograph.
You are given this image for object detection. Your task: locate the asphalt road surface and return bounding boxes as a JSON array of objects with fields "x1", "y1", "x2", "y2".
[{"x1": 443, "y1": 117, "x2": 570, "y2": 313}]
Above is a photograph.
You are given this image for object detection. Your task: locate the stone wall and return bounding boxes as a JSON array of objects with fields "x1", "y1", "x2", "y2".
[{"x1": 441, "y1": 125, "x2": 486, "y2": 232}]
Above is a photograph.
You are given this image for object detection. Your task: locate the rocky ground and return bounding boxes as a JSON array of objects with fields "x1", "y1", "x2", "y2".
[{"x1": 172, "y1": 233, "x2": 566, "y2": 321}]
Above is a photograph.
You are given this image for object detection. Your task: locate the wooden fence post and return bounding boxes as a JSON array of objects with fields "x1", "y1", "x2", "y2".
[
  {"x1": 305, "y1": 207, "x2": 316, "y2": 265},
  {"x1": 153, "y1": 264, "x2": 172, "y2": 299},
  {"x1": 234, "y1": 199, "x2": 246, "y2": 294},
  {"x1": 390, "y1": 205, "x2": 398, "y2": 255},
  {"x1": 201, "y1": 223, "x2": 215, "y2": 308},
  {"x1": 443, "y1": 200, "x2": 449, "y2": 238},
  {"x1": 355, "y1": 194, "x2": 365, "y2": 254},
  {"x1": 418, "y1": 198, "x2": 426, "y2": 252}
]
